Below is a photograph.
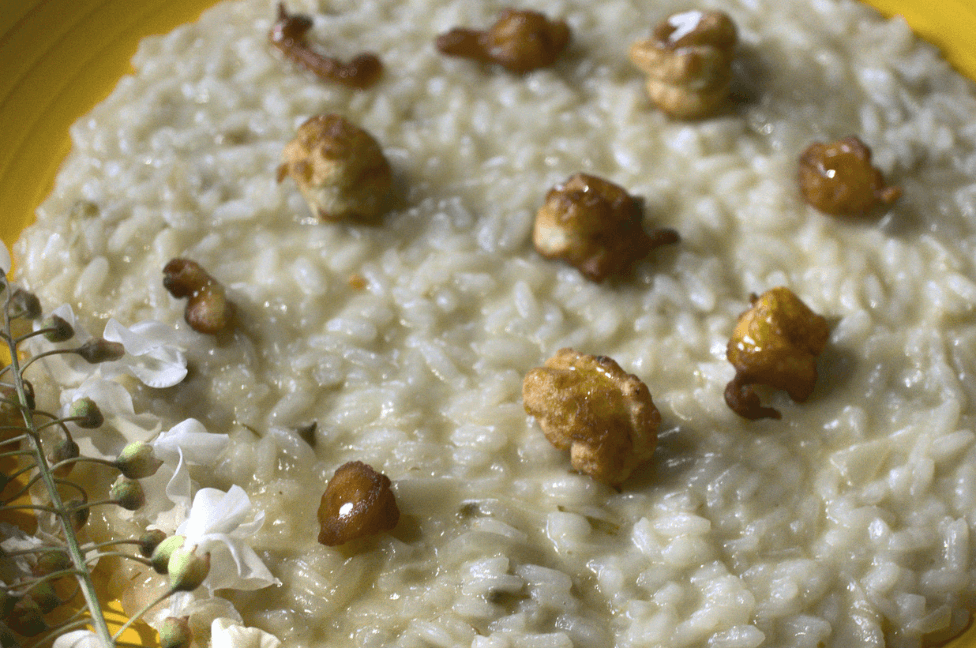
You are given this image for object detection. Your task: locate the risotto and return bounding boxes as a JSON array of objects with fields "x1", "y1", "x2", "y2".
[{"x1": 14, "y1": 0, "x2": 976, "y2": 646}]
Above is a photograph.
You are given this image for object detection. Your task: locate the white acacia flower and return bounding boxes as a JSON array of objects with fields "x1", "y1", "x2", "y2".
[
  {"x1": 101, "y1": 318, "x2": 187, "y2": 387},
  {"x1": 0, "y1": 241, "x2": 10, "y2": 276},
  {"x1": 52, "y1": 630, "x2": 101, "y2": 648},
  {"x1": 176, "y1": 485, "x2": 280, "y2": 593},
  {"x1": 60, "y1": 377, "x2": 161, "y2": 459},
  {"x1": 211, "y1": 617, "x2": 283, "y2": 648},
  {"x1": 29, "y1": 306, "x2": 187, "y2": 388},
  {"x1": 143, "y1": 419, "x2": 230, "y2": 530}
]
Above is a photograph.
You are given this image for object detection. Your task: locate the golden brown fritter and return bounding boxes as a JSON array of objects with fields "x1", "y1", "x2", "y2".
[
  {"x1": 436, "y1": 8, "x2": 570, "y2": 74},
  {"x1": 533, "y1": 173, "x2": 678, "y2": 282},
  {"x1": 629, "y1": 10, "x2": 737, "y2": 119},
  {"x1": 523, "y1": 348, "x2": 660, "y2": 485},
  {"x1": 277, "y1": 114, "x2": 393, "y2": 223},
  {"x1": 725, "y1": 287, "x2": 830, "y2": 420}
]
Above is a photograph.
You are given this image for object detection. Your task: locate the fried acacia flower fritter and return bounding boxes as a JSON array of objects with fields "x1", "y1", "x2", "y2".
[
  {"x1": 435, "y1": 8, "x2": 571, "y2": 74},
  {"x1": 532, "y1": 173, "x2": 679, "y2": 283},
  {"x1": 629, "y1": 10, "x2": 737, "y2": 119},
  {"x1": 523, "y1": 348, "x2": 661, "y2": 486},
  {"x1": 798, "y1": 135, "x2": 902, "y2": 216},
  {"x1": 269, "y1": 2, "x2": 382, "y2": 89},
  {"x1": 277, "y1": 114, "x2": 393, "y2": 223},
  {"x1": 725, "y1": 287, "x2": 830, "y2": 420},
  {"x1": 317, "y1": 461, "x2": 400, "y2": 546},
  {"x1": 163, "y1": 258, "x2": 234, "y2": 335}
]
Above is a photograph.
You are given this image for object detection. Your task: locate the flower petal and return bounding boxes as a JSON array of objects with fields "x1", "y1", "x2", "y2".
[
  {"x1": 102, "y1": 318, "x2": 188, "y2": 387},
  {"x1": 179, "y1": 486, "x2": 252, "y2": 538},
  {"x1": 211, "y1": 618, "x2": 282, "y2": 648},
  {"x1": 175, "y1": 486, "x2": 280, "y2": 592},
  {"x1": 195, "y1": 533, "x2": 279, "y2": 591},
  {"x1": 153, "y1": 418, "x2": 229, "y2": 465},
  {"x1": 59, "y1": 378, "x2": 161, "y2": 459}
]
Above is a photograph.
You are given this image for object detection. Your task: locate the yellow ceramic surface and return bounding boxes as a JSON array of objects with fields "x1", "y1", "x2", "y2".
[
  {"x1": 0, "y1": 0, "x2": 974, "y2": 646},
  {"x1": 0, "y1": 0, "x2": 219, "y2": 269}
]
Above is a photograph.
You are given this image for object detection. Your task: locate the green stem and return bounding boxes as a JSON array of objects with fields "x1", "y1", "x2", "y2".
[
  {"x1": 0, "y1": 448, "x2": 33, "y2": 459},
  {"x1": 15, "y1": 325, "x2": 67, "y2": 344},
  {"x1": 19, "y1": 346, "x2": 86, "y2": 374},
  {"x1": 1, "y1": 281, "x2": 116, "y2": 648},
  {"x1": 3, "y1": 503, "x2": 60, "y2": 513},
  {"x1": 12, "y1": 568, "x2": 85, "y2": 595},
  {"x1": 1, "y1": 546, "x2": 70, "y2": 558},
  {"x1": 96, "y1": 551, "x2": 153, "y2": 568},
  {"x1": 80, "y1": 539, "x2": 144, "y2": 553},
  {"x1": 1, "y1": 471, "x2": 87, "y2": 505},
  {"x1": 112, "y1": 587, "x2": 176, "y2": 641}
]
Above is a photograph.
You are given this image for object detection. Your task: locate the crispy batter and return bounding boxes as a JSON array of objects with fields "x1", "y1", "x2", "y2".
[
  {"x1": 269, "y1": 3, "x2": 382, "y2": 89},
  {"x1": 277, "y1": 114, "x2": 393, "y2": 223},
  {"x1": 523, "y1": 348, "x2": 660, "y2": 485},
  {"x1": 629, "y1": 10, "x2": 737, "y2": 119},
  {"x1": 317, "y1": 461, "x2": 400, "y2": 546},
  {"x1": 533, "y1": 173, "x2": 678, "y2": 282},
  {"x1": 162, "y1": 259, "x2": 234, "y2": 334},
  {"x1": 798, "y1": 136, "x2": 902, "y2": 216},
  {"x1": 725, "y1": 287, "x2": 830, "y2": 420},
  {"x1": 435, "y1": 8, "x2": 570, "y2": 74}
]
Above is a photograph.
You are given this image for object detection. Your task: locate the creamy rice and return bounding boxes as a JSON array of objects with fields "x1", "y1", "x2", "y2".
[{"x1": 15, "y1": 0, "x2": 976, "y2": 646}]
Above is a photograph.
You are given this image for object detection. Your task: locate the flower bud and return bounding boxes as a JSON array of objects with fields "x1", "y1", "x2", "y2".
[
  {"x1": 41, "y1": 314, "x2": 74, "y2": 342},
  {"x1": 158, "y1": 616, "x2": 192, "y2": 648},
  {"x1": 138, "y1": 529, "x2": 168, "y2": 558},
  {"x1": 0, "y1": 382, "x2": 33, "y2": 421},
  {"x1": 33, "y1": 550, "x2": 71, "y2": 576},
  {"x1": 151, "y1": 535, "x2": 185, "y2": 574},
  {"x1": 65, "y1": 499, "x2": 90, "y2": 531},
  {"x1": 167, "y1": 547, "x2": 210, "y2": 592},
  {"x1": 29, "y1": 582, "x2": 59, "y2": 614},
  {"x1": 68, "y1": 398, "x2": 103, "y2": 429},
  {"x1": 48, "y1": 438, "x2": 80, "y2": 477},
  {"x1": 9, "y1": 289, "x2": 41, "y2": 320},
  {"x1": 110, "y1": 476, "x2": 146, "y2": 511},
  {"x1": 75, "y1": 338, "x2": 125, "y2": 364},
  {"x1": 116, "y1": 442, "x2": 163, "y2": 479},
  {"x1": 20, "y1": 381, "x2": 35, "y2": 411}
]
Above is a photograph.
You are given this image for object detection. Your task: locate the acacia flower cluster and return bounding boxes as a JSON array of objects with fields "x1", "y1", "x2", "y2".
[{"x1": 0, "y1": 241, "x2": 279, "y2": 648}]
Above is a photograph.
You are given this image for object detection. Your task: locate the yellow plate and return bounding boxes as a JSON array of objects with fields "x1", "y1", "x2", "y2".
[{"x1": 0, "y1": 0, "x2": 974, "y2": 646}]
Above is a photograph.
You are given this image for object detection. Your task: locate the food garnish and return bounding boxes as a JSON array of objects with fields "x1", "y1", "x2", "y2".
[
  {"x1": 162, "y1": 258, "x2": 234, "y2": 334},
  {"x1": 725, "y1": 287, "x2": 830, "y2": 420},
  {"x1": 317, "y1": 461, "x2": 400, "y2": 546},
  {"x1": 798, "y1": 135, "x2": 902, "y2": 216},
  {"x1": 269, "y1": 2, "x2": 382, "y2": 89},
  {"x1": 435, "y1": 8, "x2": 570, "y2": 74},
  {"x1": 277, "y1": 113, "x2": 393, "y2": 223},
  {"x1": 629, "y1": 10, "x2": 737, "y2": 119},
  {"x1": 532, "y1": 173, "x2": 679, "y2": 282},
  {"x1": 522, "y1": 348, "x2": 660, "y2": 485}
]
